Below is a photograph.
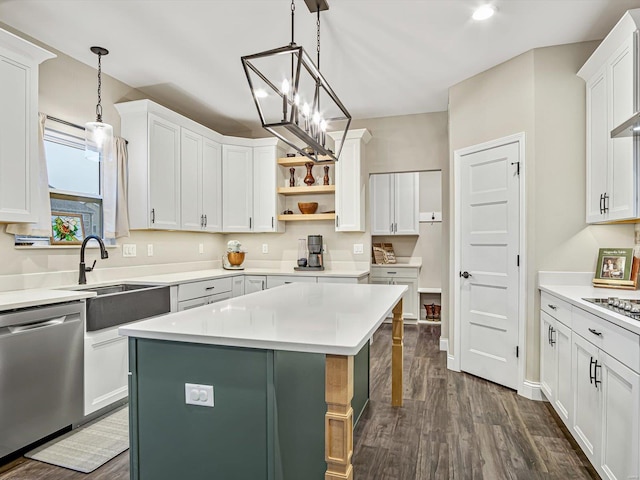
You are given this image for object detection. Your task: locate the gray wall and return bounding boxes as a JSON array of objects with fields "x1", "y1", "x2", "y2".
[{"x1": 448, "y1": 41, "x2": 635, "y2": 383}]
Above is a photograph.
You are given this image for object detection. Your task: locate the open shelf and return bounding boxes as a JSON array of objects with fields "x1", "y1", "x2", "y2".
[
  {"x1": 278, "y1": 213, "x2": 336, "y2": 222},
  {"x1": 277, "y1": 156, "x2": 335, "y2": 167},
  {"x1": 278, "y1": 185, "x2": 335, "y2": 195}
]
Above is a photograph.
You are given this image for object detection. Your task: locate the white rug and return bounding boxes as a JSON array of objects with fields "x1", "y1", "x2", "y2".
[{"x1": 25, "y1": 405, "x2": 129, "y2": 473}]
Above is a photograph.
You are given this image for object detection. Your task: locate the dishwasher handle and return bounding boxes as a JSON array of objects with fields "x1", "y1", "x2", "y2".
[{"x1": 8, "y1": 316, "x2": 66, "y2": 334}]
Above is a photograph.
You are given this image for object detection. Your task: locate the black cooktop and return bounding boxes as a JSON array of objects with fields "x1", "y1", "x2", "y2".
[{"x1": 583, "y1": 297, "x2": 640, "y2": 319}]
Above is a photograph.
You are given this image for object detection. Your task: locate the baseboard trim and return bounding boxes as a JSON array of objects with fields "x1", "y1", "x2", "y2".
[
  {"x1": 519, "y1": 380, "x2": 544, "y2": 401},
  {"x1": 439, "y1": 337, "x2": 448, "y2": 352},
  {"x1": 447, "y1": 354, "x2": 460, "y2": 371}
]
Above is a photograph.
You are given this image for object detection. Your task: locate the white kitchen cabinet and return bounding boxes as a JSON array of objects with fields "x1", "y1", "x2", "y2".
[
  {"x1": 222, "y1": 144, "x2": 253, "y2": 232},
  {"x1": 317, "y1": 276, "x2": 369, "y2": 284},
  {"x1": 181, "y1": 128, "x2": 222, "y2": 232},
  {"x1": 253, "y1": 142, "x2": 285, "y2": 232},
  {"x1": 177, "y1": 291, "x2": 232, "y2": 311},
  {"x1": 266, "y1": 275, "x2": 317, "y2": 289},
  {"x1": 231, "y1": 275, "x2": 245, "y2": 297},
  {"x1": 0, "y1": 28, "x2": 54, "y2": 223},
  {"x1": 330, "y1": 129, "x2": 371, "y2": 232},
  {"x1": 245, "y1": 275, "x2": 266, "y2": 294},
  {"x1": 370, "y1": 172, "x2": 419, "y2": 235},
  {"x1": 540, "y1": 311, "x2": 557, "y2": 401},
  {"x1": 370, "y1": 265, "x2": 419, "y2": 320},
  {"x1": 177, "y1": 277, "x2": 233, "y2": 310},
  {"x1": 579, "y1": 14, "x2": 638, "y2": 223},
  {"x1": 554, "y1": 320, "x2": 573, "y2": 425}
]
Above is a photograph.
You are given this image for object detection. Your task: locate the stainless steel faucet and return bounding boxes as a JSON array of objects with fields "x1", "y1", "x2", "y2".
[{"x1": 79, "y1": 235, "x2": 109, "y2": 284}]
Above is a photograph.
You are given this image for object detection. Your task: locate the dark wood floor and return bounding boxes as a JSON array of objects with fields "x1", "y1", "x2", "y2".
[{"x1": 0, "y1": 324, "x2": 597, "y2": 480}]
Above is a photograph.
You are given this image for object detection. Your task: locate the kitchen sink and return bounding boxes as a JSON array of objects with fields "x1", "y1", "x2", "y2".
[{"x1": 78, "y1": 283, "x2": 171, "y2": 332}]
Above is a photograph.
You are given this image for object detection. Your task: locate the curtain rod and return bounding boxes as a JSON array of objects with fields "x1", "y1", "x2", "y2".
[{"x1": 45, "y1": 115, "x2": 128, "y2": 144}]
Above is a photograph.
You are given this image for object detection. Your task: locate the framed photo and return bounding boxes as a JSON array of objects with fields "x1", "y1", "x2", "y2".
[
  {"x1": 50, "y1": 212, "x2": 85, "y2": 245},
  {"x1": 593, "y1": 248, "x2": 635, "y2": 287}
]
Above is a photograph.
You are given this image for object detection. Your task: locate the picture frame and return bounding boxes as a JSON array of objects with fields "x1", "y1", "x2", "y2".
[
  {"x1": 50, "y1": 212, "x2": 85, "y2": 245},
  {"x1": 593, "y1": 248, "x2": 639, "y2": 290}
]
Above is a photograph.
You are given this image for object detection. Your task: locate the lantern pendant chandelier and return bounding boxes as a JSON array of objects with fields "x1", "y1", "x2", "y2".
[
  {"x1": 85, "y1": 46, "x2": 113, "y2": 160},
  {"x1": 241, "y1": 0, "x2": 351, "y2": 162}
]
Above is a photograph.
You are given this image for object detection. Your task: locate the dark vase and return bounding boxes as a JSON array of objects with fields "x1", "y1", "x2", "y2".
[
  {"x1": 304, "y1": 162, "x2": 315, "y2": 186},
  {"x1": 289, "y1": 167, "x2": 296, "y2": 187}
]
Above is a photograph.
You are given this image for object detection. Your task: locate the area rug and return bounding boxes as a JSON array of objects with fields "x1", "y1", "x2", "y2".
[{"x1": 25, "y1": 405, "x2": 129, "y2": 473}]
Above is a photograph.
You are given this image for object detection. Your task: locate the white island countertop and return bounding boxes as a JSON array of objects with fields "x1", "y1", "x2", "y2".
[{"x1": 119, "y1": 283, "x2": 407, "y2": 355}]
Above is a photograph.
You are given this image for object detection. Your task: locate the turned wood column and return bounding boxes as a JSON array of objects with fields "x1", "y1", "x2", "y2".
[
  {"x1": 325, "y1": 354, "x2": 354, "y2": 480},
  {"x1": 392, "y1": 298, "x2": 404, "y2": 407}
]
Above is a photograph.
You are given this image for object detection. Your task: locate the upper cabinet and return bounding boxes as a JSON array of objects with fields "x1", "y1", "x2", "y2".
[
  {"x1": 330, "y1": 129, "x2": 371, "y2": 232},
  {"x1": 222, "y1": 144, "x2": 253, "y2": 232},
  {"x1": 0, "y1": 28, "x2": 54, "y2": 223},
  {"x1": 370, "y1": 172, "x2": 419, "y2": 235},
  {"x1": 578, "y1": 10, "x2": 639, "y2": 223}
]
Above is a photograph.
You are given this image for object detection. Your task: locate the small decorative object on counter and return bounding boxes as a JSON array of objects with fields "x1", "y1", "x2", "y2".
[
  {"x1": 592, "y1": 247, "x2": 639, "y2": 290},
  {"x1": 372, "y1": 242, "x2": 396, "y2": 264},
  {"x1": 323, "y1": 165, "x2": 330, "y2": 185},
  {"x1": 304, "y1": 162, "x2": 315, "y2": 186},
  {"x1": 223, "y1": 240, "x2": 246, "y2": 270},
  {"x1": 298, "y1": 202, "x2": 318, "y2": 214},
  {"x1": 289, "y1": 167, "x2": 296, "y2": 187}
]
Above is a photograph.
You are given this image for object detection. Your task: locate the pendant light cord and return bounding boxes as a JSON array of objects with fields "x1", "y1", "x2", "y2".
[
  {"x1": 290, "y1": 0, "x2": 296, "y2": 46},
  {"x1": 96, "y1": 52, "x2": 103, "y2": 123},
  {"x1": 317, "y1": 8, "x2": 321, "y2": 69}
]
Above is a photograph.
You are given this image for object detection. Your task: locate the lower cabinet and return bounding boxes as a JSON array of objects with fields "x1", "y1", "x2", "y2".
[
  {"x1": 245, "y1": 275, "x2": 266, "y2": 294},
  {"x1": 178, "y1": 291, "x2": 232, "y2": 311},
  {"x1": 370, "y1": 266, "x2": 419, "y2": 321},
  {"x1": 177, "y1": 277, "x2": 233, "y2": 310},
  {"x1": 231, "y1": 275, "x2": 245, "y2": 297},
  {"x1": 266, "y1": 275, "x2": 317, "y2": 289}
]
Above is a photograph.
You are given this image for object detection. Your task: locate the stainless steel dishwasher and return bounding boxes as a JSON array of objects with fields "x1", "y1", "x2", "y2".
[{"x1": 0, "y1": 301, "x2": 83, "y2": 458}]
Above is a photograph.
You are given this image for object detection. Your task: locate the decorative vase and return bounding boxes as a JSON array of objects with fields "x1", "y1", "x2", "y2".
[
  {"x1": 289, "y1": 167, "x2": 296, "y2": 187},
  {"x1": 304, "y1": 162, "x2": 315, "y2": 186},
  {"x1": 323, "y1": 166, "x2": 330, "y2": 186}
]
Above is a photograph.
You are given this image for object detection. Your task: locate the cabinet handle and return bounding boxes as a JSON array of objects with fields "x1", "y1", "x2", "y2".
[
  {"x1": 272, "y1": 217, "x2": 274, "y2": 228},
  {"x1": 336, "y1": 215, "x2": 339, "y2": 228},
  {"x1": 390, "y1": 223, "x2": 393, "y2": 234},
  {"x1": 594, "y1": 361, "x2": 602, "y2": 388},
  {"x1": 548, "y1": 304, "x2": 557, "y2": 310},
  {"x1": 589, "y1": 356, "x2": 596, "y2": 384},
  {"x1": 549, "y1": 327, "x2": 556, "y2": 346},
  {"x1": 261, "y1": 281, "x2": 265, "y2": 290},
  {"x1": 548, "y1": 325, "x2": 552, "y2": 345},
  {"x1": 249, "y1": 217, "x2": 252, "y2": 229},
  {"x1": 151, "y1": 208, "x2": 155, "y2": 224},
  {"x1": 204, "y1": 215, "x2": 207, "y2": 228},
  {"x1": 603, "y1": 193, "x2": 609, "y2": 213},
  {"x1": 200, "y1": 215, "x2": 204, "y2": 228},
  {"x1": 588, "y1": 328, "x2": 602, "y2": 337},
  {"x1": 599, "y1": 194, "x2": 604, "y2": 214},
  {"x1": 205, "y1": 286, "x2": 216, "y2": 291},
  {"x1": 394, "y1": 223, "x2": 397, "y2": 233},
  {"x1": 387, "y1": 272, "x2": 397, "y2": 274}
]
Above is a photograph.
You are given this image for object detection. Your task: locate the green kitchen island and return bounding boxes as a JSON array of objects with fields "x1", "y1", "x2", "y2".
[{"x1": 119, "y1": 282, "x2": 406, "y2": 480}]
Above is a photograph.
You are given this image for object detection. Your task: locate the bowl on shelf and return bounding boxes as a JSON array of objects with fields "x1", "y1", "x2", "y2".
[{"x1": 298, "y1": 202, "x2": 318, "y2": 214}]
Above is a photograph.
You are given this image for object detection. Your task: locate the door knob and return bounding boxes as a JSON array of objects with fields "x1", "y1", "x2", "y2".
[{"x1": 459, "y1": 271, "x2": 472, "y2": 278}]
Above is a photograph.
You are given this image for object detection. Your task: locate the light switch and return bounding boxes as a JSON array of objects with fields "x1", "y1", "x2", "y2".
[
  {"x1": 262, "y1": 244, "x2": 268, "y2": 254},
  {"x1": 147, "y1": 244, "x2": 154, "y2": 256}
]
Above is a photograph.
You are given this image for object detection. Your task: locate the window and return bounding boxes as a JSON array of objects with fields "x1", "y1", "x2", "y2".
[{"x1": 15, "y1": 118, "x2": 104, "y2": 245}]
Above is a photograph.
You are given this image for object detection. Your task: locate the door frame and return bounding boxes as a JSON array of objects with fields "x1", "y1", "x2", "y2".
[{"x1": 450, "y1": 132, "x2": 528, "y2": 397}]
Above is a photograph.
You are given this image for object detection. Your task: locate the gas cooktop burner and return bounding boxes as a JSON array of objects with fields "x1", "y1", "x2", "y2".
[{"x1": 583, "y1": 297, "x2": 640, "y2": 319}]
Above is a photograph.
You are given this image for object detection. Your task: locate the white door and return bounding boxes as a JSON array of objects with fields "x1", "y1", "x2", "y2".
[
  {"x1": 394, "y1": 172, "x2": 419, "y2": 235},
  {"x1": 572, "y1": 334, "x2": 601, "y2": 464},
  {"x1": 201, "y1": 137, "x2": 222, "y2": 232},
  {"x1": 540, "y1": 312, "x2": 556, "y2": 401},
  {"x1": 370, "y1": 174, "x2": 393, "y2": 235},
  {"x1": 180, "y1": 128, "x2": 202, "y2": 231},
  {"x1": 459, "y1": 141, "x2": 520, "y2": 390},
  {"x1": 222, "y1": 145, "x2": 253, "y2": 232},
  {"x1": 149, "y1": 114, "x2": 181, "y2": 229}
]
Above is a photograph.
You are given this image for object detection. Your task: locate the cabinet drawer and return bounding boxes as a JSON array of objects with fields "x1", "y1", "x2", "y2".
[
  {"x1": 371, "y1": 267, "x2": 419, "y2": 279},
  {"x1": 541, "y1": 292, "x2": 572, "y2": 327},
  {"x1": 573, "y1": 306, "x2": 640, "y2": 372},
  {"x1": 178, "y1": 277, "x2": 233, "y2": 302},
  {"x1": 266, "y1": 275, "x2": 317, "y2": 289}
]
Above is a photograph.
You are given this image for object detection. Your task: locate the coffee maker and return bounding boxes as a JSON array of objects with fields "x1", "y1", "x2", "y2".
[{"x1": 294, "y1": 235, "x2": 324, "y2": 271}]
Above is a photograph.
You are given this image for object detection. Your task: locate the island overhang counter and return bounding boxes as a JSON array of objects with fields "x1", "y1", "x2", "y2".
[{"x1": 120, "y1": 282, "x2": 407, "y2": 480}]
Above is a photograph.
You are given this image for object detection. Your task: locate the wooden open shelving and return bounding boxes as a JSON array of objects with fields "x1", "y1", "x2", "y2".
[
  {"x1": 278, "y1": 213, "x2": 336, "y2": 222},
  {"x1": 278, "y1": 185, "x2": 335, "y2": 195},
  {"x1": 277, "y1": 156, "x2": 335, "y2": 167}
]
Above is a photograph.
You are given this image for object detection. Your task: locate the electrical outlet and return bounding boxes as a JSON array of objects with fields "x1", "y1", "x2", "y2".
[
  {"x1": 199, "y1": 243, "x2": 204, "y2": 254},
  {"x1": 185, "y1": 383, "x2": 214, "y2": 407},
  {"x1": 262, "y1": 244, "x2": 269, "y2": 254},
  {"x1": 353, "y1": 243, "x2": 364, "y2": 255},
  {"x1": 122, "y1": 244, "x2": 137, "y2": 257},
  {"x1": 147, "y1": 244, "x2": 154, "y2": 256},
  {"x1": 323, "y1": 244, "x2": 327, "y2": 253}
]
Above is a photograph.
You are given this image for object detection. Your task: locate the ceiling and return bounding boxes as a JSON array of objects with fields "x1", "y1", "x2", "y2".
[{"x1": 1, "y1": 0, "x2": 639, "y2": 135}]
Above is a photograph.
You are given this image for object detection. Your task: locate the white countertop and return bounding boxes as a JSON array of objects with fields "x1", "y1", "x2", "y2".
[
  {"x1": 539, "y1": 284, "x2": 640, "y2": 336},
  {"x1": 0, "y1": 289, "x2": 95, "y2": 312},
  {"x1": 119, "y1": 283, "x2": 407, "y2": 355},
  {"x1": 371, "y1": 257, "x2": 422, "y2": 269}
]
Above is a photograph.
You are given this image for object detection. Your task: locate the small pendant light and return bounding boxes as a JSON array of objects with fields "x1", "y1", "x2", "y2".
[{"x1": 85, "y1": 46, "x2": 113, "y2": 161}]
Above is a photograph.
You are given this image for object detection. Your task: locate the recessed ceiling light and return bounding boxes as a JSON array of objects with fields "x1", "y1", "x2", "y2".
[{"x1": 473, "y1": 5, "x2": 496, "y2": 21}]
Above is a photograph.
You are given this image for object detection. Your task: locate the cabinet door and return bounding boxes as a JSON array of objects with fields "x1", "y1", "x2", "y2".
[
  {"x1": 149, "y1": 114, "x2": 181, "y2": 229},
  {"x1": 555, "y1": 320, "x2": 573, "y2": 426},
  {"x1": 607, "y1": 36, "x2": 636, "y2": 221},
  {"x1": 245, "y1": 275, "x2": 266, "y2": 294},
  {"x1": 231, "y1": 276, "x2": 245, "y2": 298},
  {"x1": 370, "y1": 174, "x2": 393, "y2": 235},
  {"x1": 253, "y1": 145, "x2": 281, "y2": 232},
  {"x1": 266, "y1": 275, "x2": 317, "y2": 289},
  {"x1": 180, "y1": 128, "x2": 203, "y2": 230},
  {"x1": 394, "y1": 172, "x2": 419, "y2": 235},
  {"x1": 0, "y1": 54, "x2": 36, "y2": 223},
  {"x1": 540, "y1": 311, "x2": 557, "y2": 402},
  {"x1": 177, "y1": 296, "x2": 209, "y2": 311},
  {"x1": 84, "y1": 331, "x2": 128, "y2": 415},
  {"x1": 392, "y1": 278, "x2": 418, "y2": 320},
  {"x1": 335, "y1": 138, "x2": 365, "y2": 232},
  {"x1": 599, "y1": 351, "x2": 640, "y2": 480},
  {"x1": 202, "y1": 137, "x2": 222, "y2": 232},
  {"x1": 585, "y1": 69, "x2": 608, "y2": 223},
  {"x1": 572, "y1": 334, "x2": 601, "y2": 464},
  {"x1": 222, "y1": 145, "x2": 253, "y2": 232}
]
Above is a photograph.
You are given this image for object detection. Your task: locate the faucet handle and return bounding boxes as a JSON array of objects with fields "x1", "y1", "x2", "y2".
[{"x1": 85, "y1": 260, "x2": 97, "y2": 272}]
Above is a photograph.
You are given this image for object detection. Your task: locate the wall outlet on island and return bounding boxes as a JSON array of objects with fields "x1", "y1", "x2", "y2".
[
  {"x1": 262, "y1": 243, "x2": 268, "y2": 254},
  {"x1": 353, "y1": 243, "x2": 364, "y2": 254},
  {"x1": 185, "y1": 383, "x2": 214, "y2": 408}
]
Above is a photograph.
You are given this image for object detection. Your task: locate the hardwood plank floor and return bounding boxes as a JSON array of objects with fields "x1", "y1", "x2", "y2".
[{"x1": 0, "y1": 324, "x2": 598, "y2": 480}]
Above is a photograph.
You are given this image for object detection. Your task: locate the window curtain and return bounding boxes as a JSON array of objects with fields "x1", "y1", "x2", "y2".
[
  {"x1": 103, "y1": 136, "x2": 130, "y2": 239},
  {"x1": 6, "y1": 113, "x2": 52, "y2": 236}
]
